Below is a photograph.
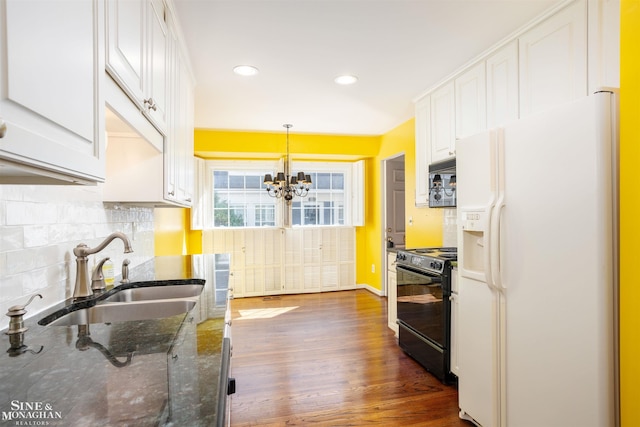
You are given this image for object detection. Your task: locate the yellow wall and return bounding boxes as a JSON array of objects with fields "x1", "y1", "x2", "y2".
[
  {"x1": 194, "y1": 129, "x2": 380, "y2": 159},
  {"x1": 357, "y1": 119, "x2": 443, "y2": 290},
  {"x1": 155, "y1": 124, "x2": 444, "y2": 291},
  {"x1": 154, "y1": 207, "x2": 193, "y2": 255},
  {"x1": 620, "y1": 3, "x2": 639, "y2": 425}
]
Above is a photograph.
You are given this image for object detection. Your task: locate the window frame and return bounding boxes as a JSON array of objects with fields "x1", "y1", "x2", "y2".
[{"x1": 202, "y1": 159, "x2": 363, "y2": 229}]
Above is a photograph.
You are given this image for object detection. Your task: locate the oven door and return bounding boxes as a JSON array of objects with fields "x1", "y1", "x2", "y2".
[{"x1": 396, "y1": 265, "x2": 446, "y2": 349}]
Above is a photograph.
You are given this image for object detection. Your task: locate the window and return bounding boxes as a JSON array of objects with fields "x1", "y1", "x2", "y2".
[
  {"x1": 291, "y1": 171, "x2": 346, "y2": 226},
  {"x1": 211, "y1": 165, "x2": 278, "y2": 228},
  {"x1": 204, "y1": 160, "x2": 363, "y2": 228}
]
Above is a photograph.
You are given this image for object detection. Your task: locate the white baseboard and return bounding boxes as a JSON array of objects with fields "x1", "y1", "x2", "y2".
[{"x1": 356, "y1": 283, "x2": 383, "y2": 296}]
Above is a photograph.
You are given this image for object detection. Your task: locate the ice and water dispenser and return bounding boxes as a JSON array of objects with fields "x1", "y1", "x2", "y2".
[{"x1": 460, "y1": 209, "x2": 490, "y2": 282}]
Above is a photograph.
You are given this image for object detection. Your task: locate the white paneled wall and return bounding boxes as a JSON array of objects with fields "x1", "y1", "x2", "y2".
[
  {"x1": 0, "y1": 185, "x2": 155, "y2": 328},
  {"x1": 203, "y1": 227, "x2": 356, "y2": 297}
]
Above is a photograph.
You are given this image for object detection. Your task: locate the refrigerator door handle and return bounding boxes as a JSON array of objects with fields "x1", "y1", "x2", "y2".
[
  {"x1": 483, "y1": 205, "x2": 495, "y2": 291},
  {"x1": 491, "y1": 198, "x2": 505, "y2": 290},
  {"x1": 491, "y1": 128, "x2": 506, "y2": 292}
]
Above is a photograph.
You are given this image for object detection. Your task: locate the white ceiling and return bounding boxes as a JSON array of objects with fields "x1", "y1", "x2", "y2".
[{"x1": 172, "y1": 0, "x2": 561, "y2": 136}]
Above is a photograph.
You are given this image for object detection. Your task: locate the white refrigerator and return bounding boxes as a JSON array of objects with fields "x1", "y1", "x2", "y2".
[{"x1": 456, "y1": 91, "x2": 618, "y2": 427}]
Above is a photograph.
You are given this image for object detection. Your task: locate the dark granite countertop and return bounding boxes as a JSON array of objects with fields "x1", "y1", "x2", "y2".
[{"x1": 0, "y1": 254, "x2": 231, "y2": 426}]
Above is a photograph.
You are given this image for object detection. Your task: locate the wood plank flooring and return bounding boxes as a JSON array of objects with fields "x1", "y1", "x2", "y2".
[{"x1": 229, "y1": 289, "x2": 472, "y2": 426}]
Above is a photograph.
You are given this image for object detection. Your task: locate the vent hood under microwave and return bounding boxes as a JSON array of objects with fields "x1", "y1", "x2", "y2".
[{"x1": 428, "y1": 158, "x2": 456, "y2": 208}]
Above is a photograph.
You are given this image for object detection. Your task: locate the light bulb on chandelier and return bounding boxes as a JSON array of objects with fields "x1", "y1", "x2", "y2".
[{"x1": 263, "y1": 124, "x2": 312, "y2": 204}]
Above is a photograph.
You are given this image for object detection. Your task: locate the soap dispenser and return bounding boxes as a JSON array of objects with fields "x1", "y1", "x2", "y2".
[{"x1": 5, "y1": 294, "x2": 42, "y2": 352}]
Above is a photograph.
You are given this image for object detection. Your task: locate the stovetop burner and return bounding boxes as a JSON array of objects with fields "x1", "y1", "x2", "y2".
[{"x1": 408, "y1": 247, "x2": 457, "y2": 258}]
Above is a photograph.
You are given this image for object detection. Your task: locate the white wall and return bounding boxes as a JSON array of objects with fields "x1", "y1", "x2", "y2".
[{"x1": 0, "y1": 184, "x2": 155, "y2": 329}]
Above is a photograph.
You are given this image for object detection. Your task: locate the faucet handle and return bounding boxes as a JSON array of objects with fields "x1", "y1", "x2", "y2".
[
  {"x1": 91, "y1": 257, "x2": 110, "y2": 292},
  {"x1": 121, "y1": 259, "x2": 131, "y2": 284}
]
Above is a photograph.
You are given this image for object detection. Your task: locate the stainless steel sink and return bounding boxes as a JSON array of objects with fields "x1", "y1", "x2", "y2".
[
  {"x1": 45, "y1": 298, "x2": 198, "y2": 326},
  {"x1": 39, "y1": 283, "x2": 204, "y2": 326},
  {"x1": 102, "y1": 284, "x2": 203, "y2": 303}
]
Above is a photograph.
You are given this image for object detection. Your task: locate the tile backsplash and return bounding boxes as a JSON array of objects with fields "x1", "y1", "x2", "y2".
[
  {"x1": 442, "y1": 208, "x2": 458, "y2": 247},
  {"x1": 0, "y1": 185, "x2": 155, "y2": 329}
]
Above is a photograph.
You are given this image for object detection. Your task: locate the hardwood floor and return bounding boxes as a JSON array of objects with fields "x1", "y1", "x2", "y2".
[{"x1": 229, "y1": 289, "x2": 472, "y2": 426}]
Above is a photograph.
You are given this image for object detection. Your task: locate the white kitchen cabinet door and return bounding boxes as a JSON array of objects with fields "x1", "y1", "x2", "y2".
[
  {"x1": 450, "y1": 268, "x2": 459, "y2": 376},
  {"x1": 486, "y1": 40, "x2": 519, "y2": 128},
  {"x1": 105, "y1": 0, "x2": 145, "y2": 105},
  {"x1": 164, "y1": 14, "x2": 194, "y2": 207},
  {"x1": 519, "y1": 0, "x2": 587, "y2": 117},
  {"x1": 414, "y1": 95, "x2": 430, "y2": 207},
  {"x1": 455, "y1": 62, "x2": 486, "y2": 139},
  {"x1": 430, "y1": 82, "x2": 456, "y2": 163},
  {"x1": 387, "y1": 251, "x2": 398, "y2": 336},
  {"x1": 0, "y1": 0, "x2": 105, "y2": 184},
  {"x1": 106, "y1": 0, "x2": 168, "y2": 133},
  {"x1": 146, "y1": 0, "x2": 169, "y2": 131}
]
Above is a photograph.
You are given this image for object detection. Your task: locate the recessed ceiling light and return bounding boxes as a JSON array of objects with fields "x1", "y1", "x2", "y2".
[
  {"x1": 233, "y1": 65, "x2": 259, "y2": 76},
  {"x1": 334, "y1": 75, "x2": 358, "y2": 85}
]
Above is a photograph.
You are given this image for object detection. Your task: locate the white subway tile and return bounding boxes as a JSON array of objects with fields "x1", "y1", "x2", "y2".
[
  {"x1": 6, "y1": 201, "x2": 57, "y2": 225},
  {"x1": 23, "y1": 225, "x2": 50, "y2": 248},
  {"x1": 0, "y1": 185, "x2": 155, "y2": 313},
  {"x1": 0, "y1": 227, "x2": 24, "y2": 251}
]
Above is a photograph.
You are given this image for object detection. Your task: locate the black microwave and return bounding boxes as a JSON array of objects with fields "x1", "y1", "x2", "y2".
[{"x1": 428, "y1": 158, "x2": 456, "y2": 208}]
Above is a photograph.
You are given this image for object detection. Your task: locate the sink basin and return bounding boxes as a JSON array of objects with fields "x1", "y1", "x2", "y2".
[
  {"x1": 44, "y1": 298, "x2": 198, "y2": 326},
  {"x1": 102, "y1": 284, "x2": 203, "y2": 303}
]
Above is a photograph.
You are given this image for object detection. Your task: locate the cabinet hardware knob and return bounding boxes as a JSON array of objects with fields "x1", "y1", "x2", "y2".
[
  {"x1": 172, "y1": 354, "x2": 178, "y2": 361},
  {"x1": 144, "y1": 98, "x2": 157, "y2": 111},
  {"x1": 185, "y1": 198, "x2": 192, "y2": 202},
  {"x1": 0, "y1": 118, "x2": 6, "y2": 138},
  {"x1": 168, "y1": 190, "x2": 175, "y2": 196}
]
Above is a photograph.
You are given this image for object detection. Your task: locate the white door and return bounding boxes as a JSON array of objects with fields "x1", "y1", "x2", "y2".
[{"x1": 385, "y1": 157, "x2": 406, "y2": 248}]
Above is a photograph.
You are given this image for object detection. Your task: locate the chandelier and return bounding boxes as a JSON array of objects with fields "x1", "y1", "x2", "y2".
[
  {"x1": 263, "y1": 124, "x2": 312, "y2": 203},
  {"x1": 429, "y1": 173, "x2": 456, "y2": 201}
]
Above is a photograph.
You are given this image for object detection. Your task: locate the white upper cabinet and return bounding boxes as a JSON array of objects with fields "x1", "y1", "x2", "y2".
[
  {"x1": 106, "y1": 0, "x2": 168, "y2": 133},
  {"x1": 430, "y1": 82, "x2": 456, "y2": 163},
  {"x1": 165, "y1": 21, "x2": 195, "y2": 207},
  {"x1": 519, "y1": 0, "x2": 587, "y2": 117},
  {"x1": 486, "y1": 40, "x2": 519, "y2": 128},
  {"x1": 455, "y1": 62, "x2": 486, "y2": 140},
  {"x1": 414, "y1": 95, "x2": 430, "y2": 207},
  {"x1": 414, "y1": 0, "x2": 610, "y2": 209},
  {"x1": 0, "y1": 0, "x2": 105, "y2": 184},
  {"x1": 587, "y1": 0, "x2": 620, "y2": 93},
  {"x1": 104, "y1": 0, "x2": 194, "y2": 207}
]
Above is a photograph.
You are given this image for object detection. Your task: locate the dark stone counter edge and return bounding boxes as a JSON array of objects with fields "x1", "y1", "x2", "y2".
[{"x1": 37, "y1": 279, "x2": 207, "y2": 326}]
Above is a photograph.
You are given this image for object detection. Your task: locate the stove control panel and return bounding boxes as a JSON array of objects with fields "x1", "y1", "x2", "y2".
[{"x1": 396, "y1": 251, "x2": 448, "y2": 274}]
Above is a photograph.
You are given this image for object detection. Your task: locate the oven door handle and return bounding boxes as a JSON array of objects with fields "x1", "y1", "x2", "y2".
[{"x1": 396, "y1": 265, "x2": 440, "y2": 281}]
